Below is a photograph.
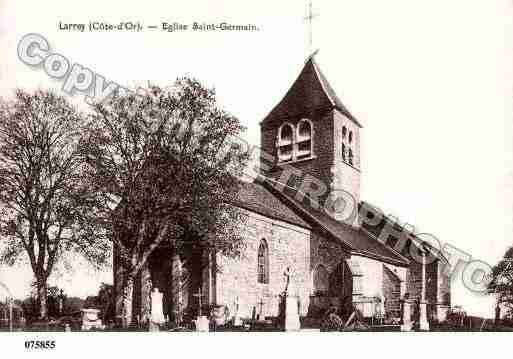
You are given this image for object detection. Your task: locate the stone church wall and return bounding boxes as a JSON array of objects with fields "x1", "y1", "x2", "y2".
[
  {"x1": 382, "y1": 265, "x2": 402, "y2": 320},
  {"x1": 405, "y1": 259, "x2": 438, "y2": 302},
  {"x1": 405, "y1": 256, "x2": 440, "y2": 321},
  {"x1": 310, "y1": 231, "x2": 349, "y2": 275},
  {"x1": 436, "y1": 261, "x2": 451, "y2": 322},
  {"x1": 216, "y1": 209, "x2": 311, "y2": 319},
  {"x1": 332, "y1": 111, "x2": 361, "y2": 224},
  {"x1": 406, "y1": 260, "x2": 422, "y2": 301},
  {"x1": 437, "y1": 261, "x2": 451, "y2": 306},
  {"x1": 333, "y1": 111, "x2": 360, "y2": 169},
  {"x1": 308, "y1": 231, "x2": 351, "y2": 317}
]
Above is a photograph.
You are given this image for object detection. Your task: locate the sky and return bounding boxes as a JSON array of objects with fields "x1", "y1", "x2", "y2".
[{"x1": 0, "y1": 0, "x2": 512, "y2": 317}]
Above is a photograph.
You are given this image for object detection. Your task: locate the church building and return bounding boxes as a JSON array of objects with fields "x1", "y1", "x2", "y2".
[{"x1": 114, "y1": 54, "x2": 451, "y2": 328}]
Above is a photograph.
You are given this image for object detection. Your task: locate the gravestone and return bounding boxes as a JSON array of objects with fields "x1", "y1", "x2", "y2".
[
  {"x1": 401, "y1": 299, "x2": 412, "y2": 331},
  {"x1": 419, "y1": 301, "x2": 429, "y2": 331},
  {"x1": 196, "y1": 315, "x2": 209, "y2": 332},
  {"x1": 283, "y1": 267, "x2": 300, "y2": 331},
  {"x1": 193, "y1": 287, "x2": 209, "y2": 332},
  {"x1": 81, "y1": 308, "x2": 104, "y2": 330}
]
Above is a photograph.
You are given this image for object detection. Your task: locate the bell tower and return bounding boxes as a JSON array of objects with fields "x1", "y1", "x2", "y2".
[{"x1": 259, "y1": 54, "x2": 362, "y2": 224}]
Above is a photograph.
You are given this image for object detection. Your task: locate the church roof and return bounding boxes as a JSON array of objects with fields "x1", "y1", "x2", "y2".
[
  {"x1": 359, "y1": 201, "x2": 449, "y2": 265},
  {"x1": 383, "y1": 264, "x2": 402, "y2": 282},
  {"x1": 261, "y1": 56, "x2": 362, "y2": 127},
  {"x1": 232, "y1": 180, "x2": 311, "y2": 229},
  {"x1": 258, "y1": 179, "x2": 410, "y2": 267}
]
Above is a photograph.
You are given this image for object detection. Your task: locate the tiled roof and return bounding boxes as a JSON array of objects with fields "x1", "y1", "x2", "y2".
[
  {"x1": 261, "y1": 55, "x2": 361, "y2": 128},
  {"x1": 260, "y1": 180, "x2": 410, "y2": 267},
  {"x1": 359, "y1": 201, "x2": 449, "y2": 264},
  {"x1": 383, "y1": 264, "x2": 402, "y2": 282},
  {"x1": 312, "y1": 58, "x2": 362, "y2": 127},
  {"x1": 229, "y1": 179, "x2": 411, "y2": 267},
  {"x1": 231, "y1": 180, "x2": 310, "y2": 229}
]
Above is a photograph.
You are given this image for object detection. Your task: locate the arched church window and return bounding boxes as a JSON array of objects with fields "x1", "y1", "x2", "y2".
[
  {"x1": 342, "y1": 126, "x2": 354, "y2": 165},
  {"x1": 257, "y1": 239, "x2": 269, "y2": 284},
  {"x1": 278, "y1": 123, "x2": 294, "y2": 162},
  {"x1": 296, "y1": 119, "x2": 313, "y2": 160}
]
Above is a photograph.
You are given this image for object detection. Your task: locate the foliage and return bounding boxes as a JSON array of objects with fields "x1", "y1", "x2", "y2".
[
  {"x1": 22, "y1": 282, "x2": 82, "y2": 320},
  {"x1": 488, "y1": 246, "x2": 513, "y2": 310},
  {"x1": 80, "y1": 78, "x2": 249, "y2": 288},
  {"x1": 0, "y1": 89, "x2": 110, "y2": 318},
  {"x1": 62, "y1": 296, "x2": 84, "y2": 315},
  {"x1": 82, "y1": 283, "x2": 114, "y2": 322}
]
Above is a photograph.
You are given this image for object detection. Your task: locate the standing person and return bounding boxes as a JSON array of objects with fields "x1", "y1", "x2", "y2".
[{"x1": 150, "y1": 288, "x2": 165, "y2": 331}]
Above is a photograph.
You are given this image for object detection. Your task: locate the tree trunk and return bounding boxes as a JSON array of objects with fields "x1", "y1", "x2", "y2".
[
  {"x1": 115, "y1": 271, "x2": 135, "y2": 329},
  {"x1": 140, "y1": 264, "x2": 152, "y2": 325},
  {"x1": 37, "y1": 278, "x2": 48, "y2": 320}
]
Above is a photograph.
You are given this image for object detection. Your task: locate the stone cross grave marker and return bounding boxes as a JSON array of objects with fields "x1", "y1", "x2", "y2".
[{"x1": 257, "y1": 298, "x2": 265, "y2": 320}]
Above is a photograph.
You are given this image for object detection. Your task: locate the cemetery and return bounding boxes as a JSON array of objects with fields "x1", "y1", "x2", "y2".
[{"x1": 3, "y1": 279, "x2": 512, "y2": 332}]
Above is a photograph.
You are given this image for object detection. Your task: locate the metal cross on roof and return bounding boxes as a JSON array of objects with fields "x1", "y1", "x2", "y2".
[{"x1": 304, "y1": 0, "x2": 319, "y2": 56}]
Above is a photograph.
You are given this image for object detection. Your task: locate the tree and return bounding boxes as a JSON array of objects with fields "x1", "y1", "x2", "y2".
[
  {"x1": 0, "y1": 89, "x2": 110, "y2": 319},
  {"x1": 80, "y1": 78, "x2": 249, "y2": 327},
  {"x1": 488, "y1": 246, "x2": 513, "y2": 319}
]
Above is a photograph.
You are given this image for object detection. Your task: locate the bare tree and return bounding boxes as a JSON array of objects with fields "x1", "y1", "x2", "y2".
[
  {"x1": 0, "y1": 89, "x2": 110, "y2": 319},
  {"x1": 80, "y1": 79, "x2": 249, "y2": 327}
]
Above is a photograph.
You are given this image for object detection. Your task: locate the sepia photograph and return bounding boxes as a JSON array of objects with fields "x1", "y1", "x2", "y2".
[{"x1": 0, "y1": 0, "x2": 512, "y2": 357}]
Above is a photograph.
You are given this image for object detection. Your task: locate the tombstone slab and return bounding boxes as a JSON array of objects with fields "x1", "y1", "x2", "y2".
[
  {"x1": 419, "y1": 301, "x2": 430, "y2": 331},
  {"x1": 196, "y1": 315, "x2": 209, "y2": 332},
  {"x1": 81, "y1": 308, "x2": 104, "y2": 331},
  {"x1": 437, "y1": 304, "x2": 450, "y2": 323},
  {"x1": 401, "y1": 300, "x2": 412, "y2": 332},
  {"x1": 285, "y1": 295, "x2": 300, "y2": 331}
]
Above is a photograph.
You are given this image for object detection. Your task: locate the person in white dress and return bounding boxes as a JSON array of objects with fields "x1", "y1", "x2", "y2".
[{"x1": 151, "y1": 287, "x2": 165, "y2": 326}]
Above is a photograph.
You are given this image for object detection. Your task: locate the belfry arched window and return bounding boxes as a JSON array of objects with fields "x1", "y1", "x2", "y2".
[
  {"x1": 277, "y1": 120, "x2": 314, "y2": 163},
  {"x1": 257, "y1": 239, "x2": 269, "y2": 284},
  {"x1": 278, "y1": 123, "x2": 294, "y2": 162},
  {"x1": 296, "y1": 119, "x2": 313, "y2": 160},
  {"x1": 341, "y1": 126, "x2": 355, "y2": 166}
]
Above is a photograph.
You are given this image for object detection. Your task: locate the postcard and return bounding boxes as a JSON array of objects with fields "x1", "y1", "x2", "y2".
[{"x1": 0, "y1": 0, "x2": 512, "y2": 358}]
